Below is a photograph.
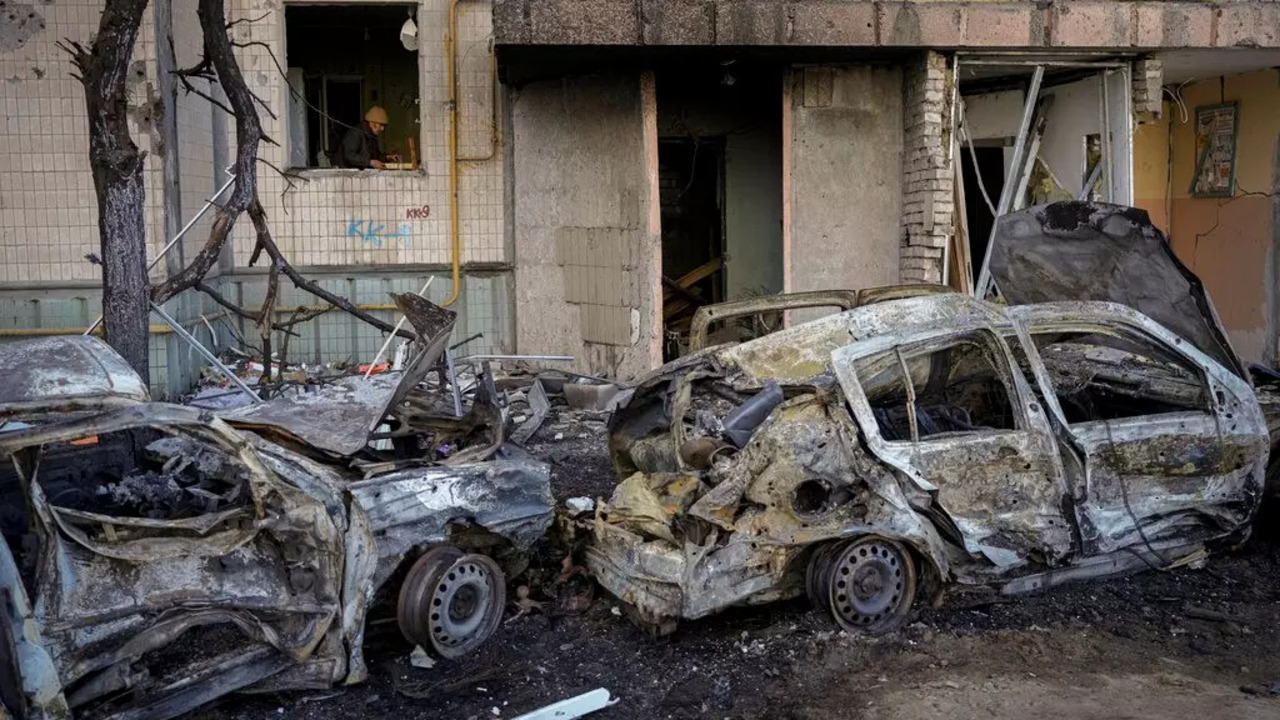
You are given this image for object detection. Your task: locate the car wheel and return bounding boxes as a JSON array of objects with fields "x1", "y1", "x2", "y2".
[
  {"x1": 397, "y1": 546, "x2": 506, "y2": 659},
  {"x1": 808, "y1": 536, "x2": 916, "y2": 635}
]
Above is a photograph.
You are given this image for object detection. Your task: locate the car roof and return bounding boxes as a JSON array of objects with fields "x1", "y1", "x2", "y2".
[
  {"x1": 716, "y1": 293, "x2": 1199, "y2": 385},
  {"x1": 0, "y1": 336, "x2": 149, "y2": 420}
]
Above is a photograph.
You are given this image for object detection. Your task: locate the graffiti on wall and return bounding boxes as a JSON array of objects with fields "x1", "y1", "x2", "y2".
[
  {"x1": 347, "y1": 206, "x2": 430, "y2": 247},
  {"x1": 346, "y1": 220, "x2": 412, "y2": 247}
]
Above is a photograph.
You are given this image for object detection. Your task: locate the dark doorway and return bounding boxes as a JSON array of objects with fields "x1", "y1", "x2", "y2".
[
  {"x1": 659, "y1": 136, "x2": 725, "y2": 356},
  {"x1": 655, "y1": 62, "x2": 783, "y2": 359},
  {"x1": 960, "y1": 145, "x2": 1007, "y2": 282}
]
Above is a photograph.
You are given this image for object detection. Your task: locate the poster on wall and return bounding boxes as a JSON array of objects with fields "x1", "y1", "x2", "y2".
[{"x1": 1191, "y1": 102, "x2": 1239, "y2": 198}]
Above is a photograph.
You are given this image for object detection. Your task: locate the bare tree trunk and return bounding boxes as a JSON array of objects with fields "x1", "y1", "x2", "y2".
[{"x1": 62, "y1": 0, "x2": 153, "y2": 385}]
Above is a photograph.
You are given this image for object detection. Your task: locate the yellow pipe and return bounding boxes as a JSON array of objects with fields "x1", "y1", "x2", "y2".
[
  {"x1": 444, "y1": 0, "x2": 501, "y2": 307},
  {"x1": 445, "y1": 0, "x2": 463, "y2": 307}
]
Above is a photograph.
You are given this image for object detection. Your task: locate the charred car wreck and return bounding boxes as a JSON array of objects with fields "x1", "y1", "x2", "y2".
[
  {"x1": 589, "y1": 202, "x2": 1272, "y2": 636},
  {"x1": 0, "y1": 295, "x2": 552, "y2": 720}
]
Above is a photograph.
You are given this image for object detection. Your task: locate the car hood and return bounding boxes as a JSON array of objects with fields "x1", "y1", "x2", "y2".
[
  {"x1": 222, "y1": 293, "x2": 456, "y2": 457},
  {"x1": 0, "y1": 335, "x2": 149, "y2": 421},
  {"x1": 989, "y1": 201, "x2": 1246, "y2": 380}
]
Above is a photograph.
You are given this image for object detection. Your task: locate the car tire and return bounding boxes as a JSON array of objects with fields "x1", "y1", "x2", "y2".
[
  {"x1": 808, "y1": 536, "x2": 917, "y2": 635},
  {"x1": 397, "y1": 546, "x2": 506, "y2": 659}
]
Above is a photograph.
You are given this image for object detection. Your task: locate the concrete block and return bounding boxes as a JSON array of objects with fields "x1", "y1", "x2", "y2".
[
  {"x1": 1134, "y1": 4, "x2": 1213, "y2": 48},
  {"x1": 715, "y1": 1, "x2": 785, "y2": 45},
  {"x1": 966, "y1": 4, "x2": 1041, "y2": 48},
  {"x1": 522, "y1": 0, "x2": 642, "y2": 45},
  {"x1": 790, "y1": 2, "x2": 876, "y2": 46},
  {"x1": 1216, "y1": 4, "x2": 1280, "y2": 48},
  {"x1": 564, "y1": 381, "x2": 621, "y2": 410},
  {"x1": 879, "y1": 3, "x2": 964, "y2": 47},
  {"x1": 639, "y1": 0, "x2": 715, "y2": 45},
  {"x1": 1051, "y1": 3, "x2": 1132, "y2": 48}
]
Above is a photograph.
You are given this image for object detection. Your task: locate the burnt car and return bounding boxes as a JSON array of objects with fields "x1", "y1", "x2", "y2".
[
  {"x1": 588, "y1": 202, "x2": 1272, "y2": 636},
  {"x1": 0, "y1": 296, "x2": 552, "y2": 720}
]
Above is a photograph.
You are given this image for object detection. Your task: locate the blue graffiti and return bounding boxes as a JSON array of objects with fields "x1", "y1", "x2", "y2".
[{"x1": 347, "y1": 220, "x2": 412, "y2": 247}]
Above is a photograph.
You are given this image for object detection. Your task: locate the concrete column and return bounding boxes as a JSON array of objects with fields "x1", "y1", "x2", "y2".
[
  {"x1": 787, "y1": 64, "x2": 904, "y2": 307},
  {"x1": 511, "y1": 73, "x2": 661, "y2": 379}
]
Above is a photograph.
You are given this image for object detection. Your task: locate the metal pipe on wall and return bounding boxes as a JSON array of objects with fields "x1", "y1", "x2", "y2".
[{"x1": 444, "y1": 0, "x2": 501, "y2": 307}]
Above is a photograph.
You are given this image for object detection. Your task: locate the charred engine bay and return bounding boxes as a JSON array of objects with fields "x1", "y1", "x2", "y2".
[{"x1": 200, "y1": 403, "x2": 1280, "y2": 720}]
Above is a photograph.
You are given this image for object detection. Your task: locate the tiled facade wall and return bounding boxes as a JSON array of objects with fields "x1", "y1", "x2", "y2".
[
  {"x1": 225, "y1": 0, "x2": 505, "y2": 269},
  {"x1": 0, "y1": 0, "x2": 112, "y2": 284},
  {"x1": 0, "y1": 0, "x2": 512, "y2": 395},
  {"x1": 173, "y1": 0, "x2": 221, "y2": 271},
  {"x1": 900, "y1": 50, "x2": 954, "y2": 284},
  {"x1": 0, "y1": 0, "x2": 178, "y2": 395}
]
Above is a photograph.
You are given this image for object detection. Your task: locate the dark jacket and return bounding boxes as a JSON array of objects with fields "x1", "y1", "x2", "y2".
[{"x1": 338, "y1": 124, "x2": 382, "y2": 168}]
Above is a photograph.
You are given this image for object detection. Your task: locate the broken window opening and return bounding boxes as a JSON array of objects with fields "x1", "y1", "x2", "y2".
[
  {"x1": 856, "y1": 332, "x2": 1018, "y2": 442},
  {"x1": 1021, "y1": 329, "x2": 1211, "y2": 424},
  {"x1": 285, "y1": 4, "x2": 421, "y2": 170}
]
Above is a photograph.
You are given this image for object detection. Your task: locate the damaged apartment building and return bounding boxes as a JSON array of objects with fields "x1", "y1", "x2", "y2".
[{"x1": 1, "y1": 1, "x2": 1280, "y2": 394}]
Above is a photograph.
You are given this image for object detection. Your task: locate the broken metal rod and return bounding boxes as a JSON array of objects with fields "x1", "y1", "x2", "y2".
[
  {"x1": 1078, "y1": 161, "x2": 1104, "y2": 201},
  {"x1": 975, "y1": 64, "x2": 1044, "y2": 299},
  {"x1": 150, "y1": 301, "x2": 262, "y2": 403},
  {"x1": 445, "y1": 348, "x2": 462, "y2": 417},
  {"x1": 364, "y1": 276, "x2": 434, "y2": 378},
  {"x1": 453, "y1": 354, "x2": 575, "y2": 364},
  {"x1": 86, "y1": 169, "x2": 237, "y2": 336}
]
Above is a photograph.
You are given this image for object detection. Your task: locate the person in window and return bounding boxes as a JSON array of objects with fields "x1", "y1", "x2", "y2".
[{"x1": 339, "y1": 106, "x2": 395, "y2": 169}]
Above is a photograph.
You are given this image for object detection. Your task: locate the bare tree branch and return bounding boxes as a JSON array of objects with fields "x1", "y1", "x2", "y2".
[
  {"x1": 248, "y1": 199, "x2": 414, "y2": 338},
  {"x1": 226, "y1": 11, "x2": 270, "y2": 29}
]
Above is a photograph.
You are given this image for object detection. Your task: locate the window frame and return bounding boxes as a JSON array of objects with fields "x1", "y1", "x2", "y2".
[{"x1": 281, "y1": 2, "x2": 424, "y2": 173}]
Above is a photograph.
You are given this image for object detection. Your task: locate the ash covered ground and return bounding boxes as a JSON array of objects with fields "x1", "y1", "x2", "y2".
[{"x1": 202, "y1": 406, "x2": 1280, "y2": 720}]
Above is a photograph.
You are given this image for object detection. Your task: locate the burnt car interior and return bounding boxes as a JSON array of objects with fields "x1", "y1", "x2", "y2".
[
  {"x1": 1, "y1": 430, "x2": 251, "y2": 549},
  {"x1": 1006, "y1": 328, "x2": 1211, "y2": 424},
  {"x1": 856, "y1": 332, "x2": 1018, "y2": 441}
]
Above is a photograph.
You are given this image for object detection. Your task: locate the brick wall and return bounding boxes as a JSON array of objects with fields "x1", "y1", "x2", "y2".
[
  {"x1": 900, "y1": 51, "x2": 954, "y2": 285},
  {"x1": 1132, "y1": 56, "x2": 1163, "y2": 122}
]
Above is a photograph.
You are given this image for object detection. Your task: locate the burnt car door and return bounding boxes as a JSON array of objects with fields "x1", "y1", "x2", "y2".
[
  {"x1": 832, "y1": 322, "x2": 1073, "y2": 576},
  {"x1": 1007, "y1": 303, "x2": 1268, "y2": 556}
]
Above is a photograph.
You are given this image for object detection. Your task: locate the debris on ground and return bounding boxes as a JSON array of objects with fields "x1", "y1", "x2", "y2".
[{"x1": 511, "y1": 688, "x2": 617, "y2": 720}]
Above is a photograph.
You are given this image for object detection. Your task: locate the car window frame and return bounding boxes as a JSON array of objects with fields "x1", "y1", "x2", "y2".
[
  {"x1": 1006, "y1": 315, "x2": 1218, "y2": 432},
  {"x1": 835, "y1": 325, "x2": 1035, "y2": 448}
]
